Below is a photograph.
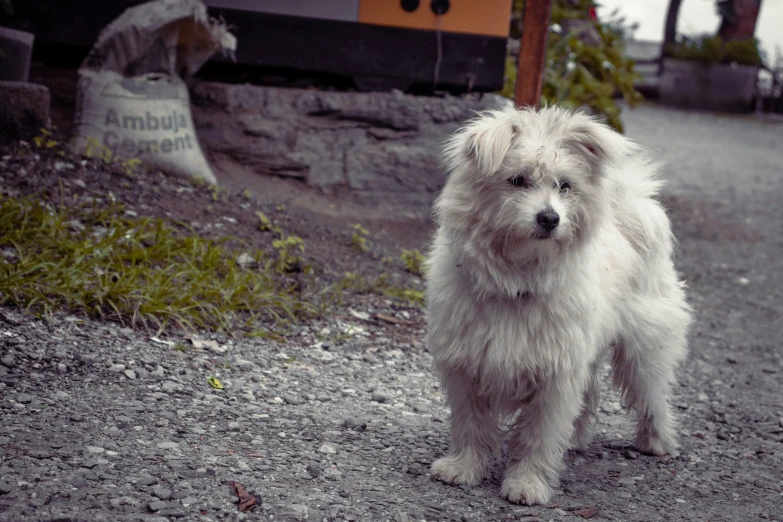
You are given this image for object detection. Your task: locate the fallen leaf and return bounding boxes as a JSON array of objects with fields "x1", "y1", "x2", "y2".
[
  {"x1": 207, "y1": 376, "x2": 224, "y2": 389},
  {"x1": 573, "y1": 507, "x2": 599, "y2": 519},
  {"x1": 150, "y1": 336, "x2": 174, "y2": 347},
  {"x1": 227, "y1": 481, "x2": 258, "y2": 512}
]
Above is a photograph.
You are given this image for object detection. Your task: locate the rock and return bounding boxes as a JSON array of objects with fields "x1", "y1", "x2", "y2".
[
  {"x1": 16, "y1": 393, "x2": 33, "y2": 404},
  {"x1": 625, "y1": 450, "x2": 640, "y2": 460},
  {"x1": 318, "y1": 444, "x2": 337, "y2": 455},
  {"x1": 371, "y1": 391, "x2": 391, "y2": 403},
  {"x1": 156, "y1": 441, "x2": 179, "y2": 450},
  {"x1": 148, "y1": 500, "x2": 168, "y2": 512},
  {"x1": 344, "y1": 417, "x2": 367, "y2": 431},
  {"x1": 136, "y1": 476, "x2": 158, "y2": 487},
  {"x1": 305, "y1": 462, "x2": 322, "y2": 478},
  {"x1": 0, "y1": 82, "x2": 51, "y2": 142},
  {"x1": 123, "y1": 369, "x2": 137, "y2": 380},
  {"x1": 180, "y1": 496, "x2": 199, "y2": 507},
  {"x1": 0, "y1": 481, "x2": 13, "y2": 494},
  {"x1": 152, "y1": 486, "x2": 171, "y2": 500},
  {"x1": 69, "y1": 413, "x2": 84, "y2": 422},
  {"x1": 282, "y1": 394, "x2": 303, "y2": 405},
  {"x1": 190, "y1": 83, "x2": 510, "y2": 220},
  {"x1": 284, "y1": 503, "x2": 310, "y2": 521}
]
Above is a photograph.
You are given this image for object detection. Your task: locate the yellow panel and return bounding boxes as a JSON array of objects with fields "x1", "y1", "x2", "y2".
[{"x1": 358, "y1": 0, "x2": 512, "y2": 37}]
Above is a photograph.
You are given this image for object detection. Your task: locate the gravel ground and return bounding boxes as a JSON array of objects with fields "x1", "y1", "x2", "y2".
[{"x1": 1, "y1": 105, "x2": 782, "y2": 522}]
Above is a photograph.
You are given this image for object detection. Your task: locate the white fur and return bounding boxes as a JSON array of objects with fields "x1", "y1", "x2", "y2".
[{"x1": 426, "y1": 106, "x2": 692, "y2": 506}]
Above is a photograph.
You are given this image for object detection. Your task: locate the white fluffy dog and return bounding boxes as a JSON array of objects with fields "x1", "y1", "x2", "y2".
[{"x1": 425, "y1": 106, "x2": 692, "y2": 505}]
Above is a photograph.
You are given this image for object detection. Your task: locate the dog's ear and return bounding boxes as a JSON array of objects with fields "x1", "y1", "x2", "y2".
[
  {"x1": 564, "y1": 115, "x2": 641, "y2": 172},
  {"x1": 445, "y1": 110, "x2": 518, "y2": 175}
]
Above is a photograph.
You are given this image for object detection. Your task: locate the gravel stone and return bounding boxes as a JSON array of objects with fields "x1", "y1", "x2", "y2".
[
  {"x1": 306, "y1": 462, "x2": 322, "y2": 478},
  {"x1": 318, "y1": 444, "x2": 337, "y2": 454},
  {"x1": 371, "y1": 391, "x2": 390, "y2": 403},
  {"x1": 16, "y1": 393, "x2": 33, "y2": 404},
  {"x1": 152, "y1": 486, "x2": 171, "y2": 500}
]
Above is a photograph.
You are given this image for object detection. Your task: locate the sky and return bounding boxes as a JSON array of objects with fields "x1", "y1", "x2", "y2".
[{"x1": 596, "y1": 0, "x2": 783, "y2": 64}]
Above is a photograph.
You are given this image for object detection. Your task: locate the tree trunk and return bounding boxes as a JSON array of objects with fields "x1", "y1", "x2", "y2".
[
  {"x1": 663, "y1": 0, "x2": 683, "y2": 49},
  {"x1": 718, "y1": 0, "x2": 763, "y2": 40},
  {"x1": 514, "y1": 0, "x2": 552, "y2": 107}
]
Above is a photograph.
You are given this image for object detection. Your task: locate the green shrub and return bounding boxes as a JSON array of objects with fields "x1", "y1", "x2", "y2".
[
  {"x1": 503, "y1": 0, "x2": 643, "y2": 132},
  {"x1": 664, "y1": 34, "x2": 762, "y2": 66}
]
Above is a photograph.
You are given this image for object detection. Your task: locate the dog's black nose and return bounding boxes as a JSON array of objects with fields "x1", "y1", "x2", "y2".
[{"x1": 536, "y1": 210, "x2": 560, "y2": 231}]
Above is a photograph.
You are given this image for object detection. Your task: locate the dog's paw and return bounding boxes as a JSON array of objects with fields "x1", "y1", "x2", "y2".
[
  {"x1": 636, "y1": 433, "x2": 679, "y2": 457},
  {"x1": 500, "y1": 473, "x2": 552, "y2": 506},
  {"x1": 431, "y1": 453, "x2": 485, "y2": 486},
  {"x1": 569, "y1": 427, "x2": 595, "y2": 451}
]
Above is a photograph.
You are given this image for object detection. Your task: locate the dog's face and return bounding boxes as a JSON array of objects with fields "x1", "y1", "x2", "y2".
[{"x1": 438, "y1": 107, "x2": 638, "y2": 257}]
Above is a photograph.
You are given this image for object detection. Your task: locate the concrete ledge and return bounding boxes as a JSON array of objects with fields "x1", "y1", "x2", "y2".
[
  {"x1": 190, "y1": 82, "x2": 511, "y2": 213},
  {"x1": 659, "y1": 59, "x2": 757, "y2": 113},
  {"x1": 0, "y1": 81, "x2": 51, "y2": 142}
]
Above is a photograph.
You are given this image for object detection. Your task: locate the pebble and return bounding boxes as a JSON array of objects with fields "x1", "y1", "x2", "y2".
[
  {"x1": 136, "y1": 476, "x2": 158, "y2": 487},
  {"x1": 0, "y1": 481, "x2": 13, "y2": 494},
  {"x1": 148, "y1": 500, "x2": 168, "y2": 512},
  {"x1": 152, "y1": 486, "x2": 171, "y2": 500},
  {"x1": 371, "y1": 391, "x2": 390, "y2": 403},
  {"x1": 16, "y1": 394, "x2": 33, "y2": 404},
  {"x1": 180, "y1": 496, "x2": 199, "y2": 507},
  {"x1": 69, "y1": 413, "x2": 84, "y2": 422},
  {"x1": 124, "y1": 369, "x2": 137, "y2": 380},
  {"x1": 306, "y1": 462, "x2": 322, "y2": 478},
  {"x1": 283, "y1": 394, "x2": 303, "y2": 405},
  {"x1": 625, "y1": 450, "x2": 640, "y2": 460},
  {"x1": 156, "y1": 441, "x2": 179, "y2": 450},
  {"x1": 318, "y1": 444, "x2": 337, "y2": 454},
  {"x1": 344, "y1": 417, "x2": 367, "y2": 431}
]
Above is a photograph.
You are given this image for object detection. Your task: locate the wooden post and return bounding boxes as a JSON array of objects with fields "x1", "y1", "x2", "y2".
[{"x1": 514, "y1": 0, "x2": 553, "y2": 108}]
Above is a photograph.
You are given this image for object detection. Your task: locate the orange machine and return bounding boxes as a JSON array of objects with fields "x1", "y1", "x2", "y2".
[
  {"x1": 16, "y1": 0, "x2": 513, "y2": 93},
  {"x1": 359, "y1": 0, "x2": 512, "y2": 38}
]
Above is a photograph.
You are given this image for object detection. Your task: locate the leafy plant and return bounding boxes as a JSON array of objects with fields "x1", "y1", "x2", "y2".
[
  {"x1": 503, "y1": 0, "x2": 642, "y2": 132},
  {"x1": 349, "y1": 224, "x2": 371, "y2": 254},
  {"x1": 270, "y1": 234, "x2": 305, "y2": 273},
  {"x1": 401, "y1": 249, "x2": 426, "y2": 276},
  {"x1": 664, "y1": 34, "x2": 762, "y2": 66}
]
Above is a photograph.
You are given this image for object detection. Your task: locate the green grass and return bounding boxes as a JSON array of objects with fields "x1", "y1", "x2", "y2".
[
  {"x1": 0, "y1": 189, "x2": 424, "y2": 336},
  {"x1": 0, "y1": 191, "x2": 317, "y2": 335}
]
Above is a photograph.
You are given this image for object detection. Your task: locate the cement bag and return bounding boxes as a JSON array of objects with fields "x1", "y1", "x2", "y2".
[{"x1": 70, "y1": 0, "x2": 237, "y2": 184}]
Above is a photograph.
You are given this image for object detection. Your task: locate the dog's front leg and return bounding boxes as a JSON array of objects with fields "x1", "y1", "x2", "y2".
[
  {"x1": 431, "y1": 369, "x2": 500, "y2": 487},
  {"x1": 501, "y1": 373, "x2": 586, "y2": 505}
]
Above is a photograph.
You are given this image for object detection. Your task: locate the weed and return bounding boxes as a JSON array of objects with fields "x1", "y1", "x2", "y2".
[
  {"x1": 350, "y1": 224, "x2": 371, "y2": 254},
  {"x1": 270, "y1": 235, "x2": 305, "y2": 274},
  {"x1": 401, "y1": 249, "x2": 426, "y2": 276},
  {"x1": 0, "y1": 193, "x2": 319, "y2": 335}
]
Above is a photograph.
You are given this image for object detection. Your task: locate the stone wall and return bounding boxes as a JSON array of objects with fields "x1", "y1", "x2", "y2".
[
  {"x1": 0, "y1": 82, "x2": 50, "y2": 143},
  {"x1": 190, "y1": 82, "x2": 511, "y2": 212}
]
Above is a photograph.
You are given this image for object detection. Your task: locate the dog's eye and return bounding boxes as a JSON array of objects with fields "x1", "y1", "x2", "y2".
[
  {"x1": 508, "y1": 175, "x2": 528, "y2": 188},
  {"x1": 558, "y1": 181, "x2": 571, "y2": 192}
]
